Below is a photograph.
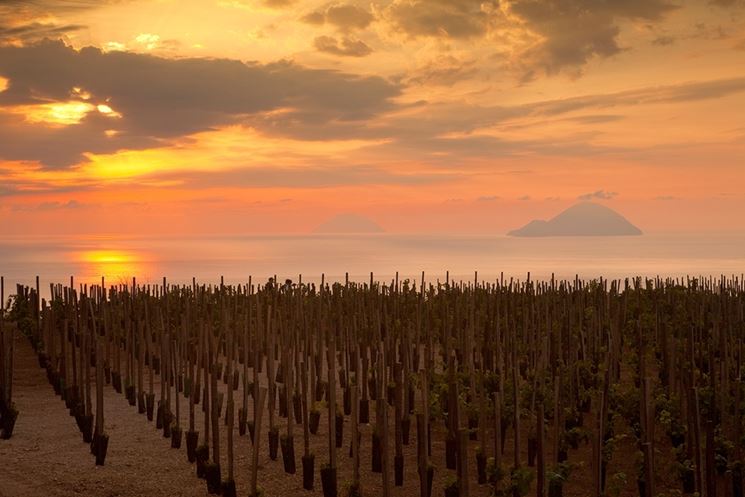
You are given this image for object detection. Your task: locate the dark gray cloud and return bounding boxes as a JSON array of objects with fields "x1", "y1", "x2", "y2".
[
  {"x1": 386, "y1": 0, "x2": 495, "y2": 39},
  {"x1": 314, "y1": 35, "x2": 372, "y2": 56},
  {"x1": 385, "y1": 0, "x2": 678, "y2": 77},
  {"x1": 241, "y1": 76, "x2": 745, "y2": 161},
  {"x1": 0, "y1": 0, "x2": 121, "y2": 44},
  {"x1": 2, "y1": 39, "x2": 743, "y2": 179},
  {"x1": 0, "y1": 40, "x2": 399, "y2": 167},
  {"x1": 0, "y1": 21, "x2": 85, "y2": 43},
  {"x1": 325, "y1": 3, "x2": 374, "y2": 29},
  {"x1": 301, "y1": 3, "x2": 374, "y2": 31},
  {"x1": 509, "y1": 0, "x2": 677, "y2": 22},
  {"x1": 508, "y1": 0, "x2": 678, "y2": 78},
  {"x1": 0, "y1": 112, "x2": 162, "y2": 168}
]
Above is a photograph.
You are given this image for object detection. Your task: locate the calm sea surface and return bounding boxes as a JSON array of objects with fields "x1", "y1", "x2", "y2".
[{"x1": 0, "y1": 233, "x2": 743, "y2": 296}]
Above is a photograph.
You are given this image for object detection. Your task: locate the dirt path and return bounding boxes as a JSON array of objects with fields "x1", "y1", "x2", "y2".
[{"x1": 0, "y1": 334, "x2": 202, "y2": 497}]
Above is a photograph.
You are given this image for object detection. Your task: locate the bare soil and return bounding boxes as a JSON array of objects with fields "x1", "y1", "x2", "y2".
[{"x1": 1, "y1": 334, "x2": 673, "y2": 497}]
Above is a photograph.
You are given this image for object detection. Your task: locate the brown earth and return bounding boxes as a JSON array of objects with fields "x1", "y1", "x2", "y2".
[{"x1": 1, "y1": 333, "x2": 679, "y2": 497}]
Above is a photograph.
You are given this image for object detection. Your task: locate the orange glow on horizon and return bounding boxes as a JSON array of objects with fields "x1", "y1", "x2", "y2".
[
  {"x1": 84, "y1": 250, "x2": 134, "y2": 264},
  {"x1": 78, "y1": 249, "x2": 152, "y2": 282}
]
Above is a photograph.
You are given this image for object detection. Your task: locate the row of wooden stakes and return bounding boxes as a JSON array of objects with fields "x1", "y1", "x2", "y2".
[{"x1": 5, "y1": 272, "x2": 745, "y2": 497}]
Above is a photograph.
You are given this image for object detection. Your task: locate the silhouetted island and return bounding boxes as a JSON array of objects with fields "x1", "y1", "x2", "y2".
[
  {"x1": 508, "y1": 202, "x2": 642, "y2": 237},
  {"x1": 314, "y1": 213, "x2": 385, "y2": 233}
]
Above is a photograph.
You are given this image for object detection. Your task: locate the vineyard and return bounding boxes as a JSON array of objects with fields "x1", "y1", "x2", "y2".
[{"x1": 1, "y1": 273, "x2": 744, "y2": 497}]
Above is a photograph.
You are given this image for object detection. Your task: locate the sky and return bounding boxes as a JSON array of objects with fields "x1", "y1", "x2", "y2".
[{"x1": 0, "y1": 0, "x2": 744, "y2": 236}]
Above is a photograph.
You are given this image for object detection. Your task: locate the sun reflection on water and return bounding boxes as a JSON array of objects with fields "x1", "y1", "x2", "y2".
[{"x1": 78, "y1": 249, "x2": 151, "y2": 284}]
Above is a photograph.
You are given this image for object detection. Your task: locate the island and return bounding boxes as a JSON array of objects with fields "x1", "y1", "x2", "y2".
[{"x1": 508, "y1": 202, "x2": 642, "y2": 237}]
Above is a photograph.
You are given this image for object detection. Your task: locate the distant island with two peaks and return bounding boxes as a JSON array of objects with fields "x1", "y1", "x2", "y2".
[{"x1": 314, "y1": 203, "x2": 642, "y2": 237}]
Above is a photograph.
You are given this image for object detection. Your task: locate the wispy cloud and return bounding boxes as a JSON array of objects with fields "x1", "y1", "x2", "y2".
[
  {"x1": 314, "y1": 36, "x2": 372, "y2": 57},
  {"x1": 11, "y1": 199, "x2": 92, "y2": 211},
  {"x1": 302, "y1": 4, "x2": 374, "y2": 31},
  {"x1": 476, "y1": 195, "x2": 500, "y2": 202},
  {"x1": 577, "y1": 190, "x2": 618, "y2": 200}
]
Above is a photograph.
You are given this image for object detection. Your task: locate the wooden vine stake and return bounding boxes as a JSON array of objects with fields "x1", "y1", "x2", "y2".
[{"x1": 250, "y1": 387, "x2": 267, "y2": 497}]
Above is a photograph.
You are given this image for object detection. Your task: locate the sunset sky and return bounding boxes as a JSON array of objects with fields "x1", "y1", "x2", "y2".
[{"x1": 1, "y1": 0, "x2": 744, "y2": 236}]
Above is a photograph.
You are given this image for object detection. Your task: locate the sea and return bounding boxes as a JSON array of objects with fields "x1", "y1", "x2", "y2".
[{"x1": 0, "y1": 233, "x2": 743, "y2": 297}]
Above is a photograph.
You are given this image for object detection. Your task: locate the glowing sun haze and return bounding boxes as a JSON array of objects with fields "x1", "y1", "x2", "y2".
[{"x1": 1, "y1": 0, "x2": 744, "y2": 235}]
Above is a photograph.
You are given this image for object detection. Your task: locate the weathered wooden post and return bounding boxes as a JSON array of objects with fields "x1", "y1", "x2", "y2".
[{"x1": 250, "y1": 387, "x2": 267, "y2": 497}]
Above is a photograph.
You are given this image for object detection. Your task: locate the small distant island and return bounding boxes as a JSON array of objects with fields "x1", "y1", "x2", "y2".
[
  {"x1": 508, "y1": 202, "x2": 642, "y2": 237},
  {"x1": 314, "y1": 213, "x2": 385, "y2": 234}
]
